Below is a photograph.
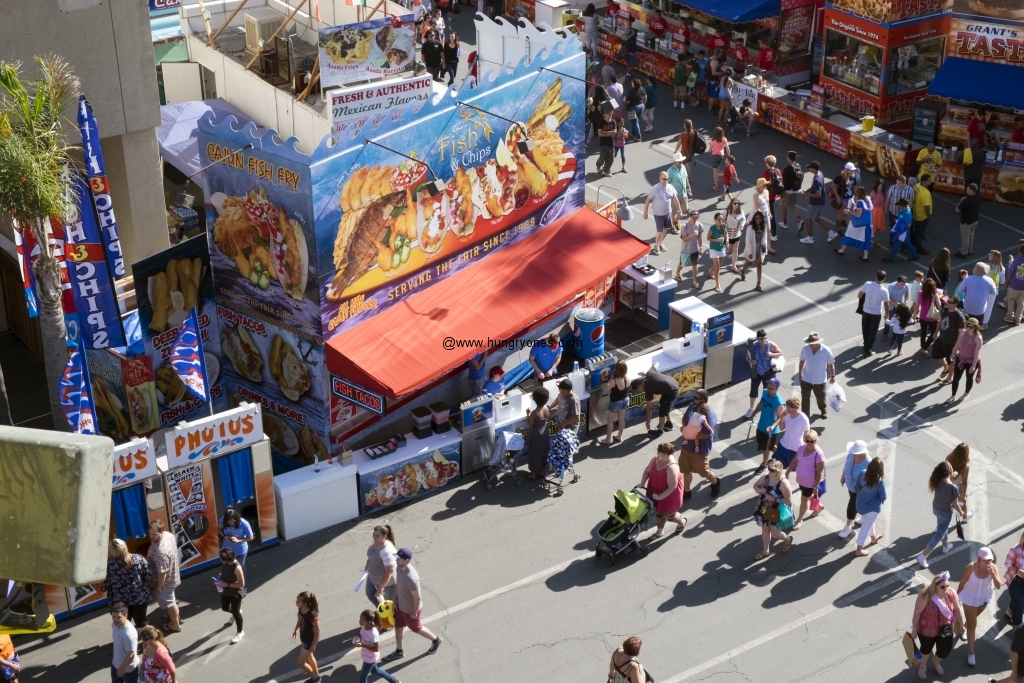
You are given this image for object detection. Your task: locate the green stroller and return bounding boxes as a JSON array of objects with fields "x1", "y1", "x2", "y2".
[{"x1": 594, "y1": 488, "x2": 655, "y2": 566}]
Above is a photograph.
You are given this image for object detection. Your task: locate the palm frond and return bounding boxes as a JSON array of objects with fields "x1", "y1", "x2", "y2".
[{"x1": 0, "y1": 56, "x2": 80, "y2": 227}]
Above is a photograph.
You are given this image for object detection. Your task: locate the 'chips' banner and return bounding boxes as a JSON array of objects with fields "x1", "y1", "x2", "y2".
[
  {"x1": 78, "y1": 96, "x2": 125, "y2": 280},
  {"x1": 65, "y1": 171, "x2": 126, "y2": 349}
]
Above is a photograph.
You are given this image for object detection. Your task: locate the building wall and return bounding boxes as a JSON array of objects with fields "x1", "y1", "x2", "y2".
[{"x1": 0, "y1": 0, "x2": 169, "y2": 270}]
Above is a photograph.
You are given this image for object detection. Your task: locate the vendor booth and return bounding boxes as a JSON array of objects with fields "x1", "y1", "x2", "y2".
[
  {"x1": 42, "y1": 405, "x2": 278, "y2": 620},
  {"x1": 922, "y1": 5, "x2": 1024, "y2": 206},
  {"x1": 817, "y1": 7, "x2": 947, "y2": 130},
  {"x1": 592, "y1": 0, "x2": 818, "y2": 87}
]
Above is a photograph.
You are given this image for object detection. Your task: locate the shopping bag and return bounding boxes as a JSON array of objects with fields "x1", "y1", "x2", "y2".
[
  {"x1": 770, "y1": 355, "x2": 786, "y2": 373},
  {"x1": 817, "y1": 478, "x2": 827, "y2": 497},
  {"x1": 827, "y1": 383, "x2": 847, "y2": 413},
  {"x1": 810, "y1": 493, "x2": 822, "y2": 513},
  {"x1": 902, "y1": 632, "x2": 921, "y2": 668},
  {"x1": 777, "y1": 504, "x2": 795, "y2": 530}
]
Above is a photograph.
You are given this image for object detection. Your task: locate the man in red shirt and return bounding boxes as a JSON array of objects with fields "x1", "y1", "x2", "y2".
[
  {"x1": 648, "y1": 9, "x2": 668, "y2": 38},
  {"x1": 967, "y1": 107, "x2": 987, "y2": 147},
  {"x1": 675, "y1": 22, "x2": 690, "y2": 44},
  {"x1": 756, "y1": 37, "x2": 776, "y2": 72},
  {"x1": 1013, "y1": 116, "x2": 1024, "y2": 144},
  {"x1": 708, "y1": 30, "x2": 729, "y2": 55},
  {"x1": 731, "y1": 39, "x2": 749, "y2": 74}
]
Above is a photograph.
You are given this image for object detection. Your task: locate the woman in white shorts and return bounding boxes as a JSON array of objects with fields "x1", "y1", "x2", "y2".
[
  {"x1": 707, "y1": 212, "x2": 727, "y2": 292},
  {"x1": 957, "y1": 546, "x2": 1002, "y2": 667}
]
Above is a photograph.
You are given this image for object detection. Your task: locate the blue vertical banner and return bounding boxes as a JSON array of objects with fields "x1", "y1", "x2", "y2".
[
  {"x1": 65, "y1": 170, "x2": 126, "y2": 349},
  {"x1": 77, "y1": 96, "x2": 125, "y2": 280},
  {"x1": 169, "y1": 308, "x2": 211, "y2": 404},
  {"x1": 59, "y1": 342, "x2": 97, "y2": 434}
]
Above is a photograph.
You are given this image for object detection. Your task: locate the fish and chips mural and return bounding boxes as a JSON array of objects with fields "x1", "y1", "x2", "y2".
[{"x1": 198, "y1": 37, "x2": 584, "y2": 467}]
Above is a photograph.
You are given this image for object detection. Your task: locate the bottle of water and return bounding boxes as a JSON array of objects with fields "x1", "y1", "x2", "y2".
[
  {"x1": 573, "y1": 361, "x2": 580, "y2": 372},
  {"x1": 313, "y1": 455, "x2": 320, "y2": 473}
]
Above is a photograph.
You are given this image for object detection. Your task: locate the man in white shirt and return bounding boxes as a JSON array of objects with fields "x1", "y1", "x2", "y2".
[
  {"x1": 797, "y1": 332, "x2": 835, "y2": 420},
  {"x1": 110, "y1": 603, "x2": 140, "y2": 683},
  {"x1": 768, "y1": 397, "x2": 810, "y2": 471},
  {"x1": 858, "y1": 270, "x2": 890, "y2": 357}
]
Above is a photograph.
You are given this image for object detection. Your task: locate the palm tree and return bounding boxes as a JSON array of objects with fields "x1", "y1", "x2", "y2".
[{"x1": 0, "y1": 56, "x2": 81, "y2": 431}]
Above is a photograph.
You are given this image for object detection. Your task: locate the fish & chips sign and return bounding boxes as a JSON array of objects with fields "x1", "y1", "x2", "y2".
[{"x1": 165, "y1": 402, "x2": 263, "y2": 467}]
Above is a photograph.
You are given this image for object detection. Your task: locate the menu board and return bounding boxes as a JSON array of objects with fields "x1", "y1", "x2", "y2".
[
  {"x1": 318, "y1": 15, "x2": 417, "y2": 89},
  {"x1": 670, "y1": 32, "x2": 688, "y2": 54},
  {"x1": 779, "y1": 5, "x2": 814, "y2": 56},
  {"x1": 1004, "y1": 142, "x2": 1024, "y2": 171},
  {"x1": 616, "y1": 11, "x2": 631, "y2": 33}
]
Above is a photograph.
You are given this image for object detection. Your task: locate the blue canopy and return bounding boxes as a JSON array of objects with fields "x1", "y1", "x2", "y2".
[
  {"x1": 928, "y1": 57, "x2": 1024, "y2": 111},
  {"x1": 676, "y1": 0, "x2": 781, "y2": 23}
]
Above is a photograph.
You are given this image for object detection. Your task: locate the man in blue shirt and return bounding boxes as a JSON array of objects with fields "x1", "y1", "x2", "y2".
[
  {"x1": 482, "y1": 367, "x2": 505, "y2": 397},
  {"x1": 467, "y1": 352, "x2": 486, "y2": 396},
  {"x1": 749, "y1": 378, "x2": 784, "y2": 475},
  {"x1": 529, "y1": 334, "x2": 562, "y2": 379},
  {"x1": 680, "y1": 389, "x2": 720, "y2": 498}
]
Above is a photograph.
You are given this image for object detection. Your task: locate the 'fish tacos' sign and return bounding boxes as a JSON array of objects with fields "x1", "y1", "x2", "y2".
[{"x1": 318, "y1": 15, "x2": 417, "y2": 88}]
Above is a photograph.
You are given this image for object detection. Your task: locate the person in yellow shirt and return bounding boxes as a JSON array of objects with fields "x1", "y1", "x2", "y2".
[
  {"x1": 916, "y1": 142, "x2": 942, "y2": 179},
  {"x1": 912, "y1": 174, "x2": 934, "y2": 256}
]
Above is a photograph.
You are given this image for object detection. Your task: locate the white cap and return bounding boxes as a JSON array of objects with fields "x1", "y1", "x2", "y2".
[
  {"x1": 844, "y1": 162, "x2": 857, "y2": 171},
  {"x1": 978, "y1": 546, "x2": 994, "y2": 561}
]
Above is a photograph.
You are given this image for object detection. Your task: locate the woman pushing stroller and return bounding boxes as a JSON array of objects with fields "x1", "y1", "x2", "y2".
[{"x1": 639, "y1": 443, "x2": 687, "y2": 538}]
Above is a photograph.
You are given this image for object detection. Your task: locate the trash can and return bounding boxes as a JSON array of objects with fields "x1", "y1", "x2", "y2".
[{"x1": 573, "y1": 308, "x2": 605, "y2": 359}]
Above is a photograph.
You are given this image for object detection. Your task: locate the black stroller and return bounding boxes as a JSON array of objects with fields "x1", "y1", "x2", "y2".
[{"x1": 594, "y1": 487, "x2": 655, "y2": 566}]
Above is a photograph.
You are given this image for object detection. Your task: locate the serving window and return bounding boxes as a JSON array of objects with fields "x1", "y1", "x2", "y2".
[
  {"x1": 823, "y1": 29, "x2": 883, "y2": 96},
  {"x1": 887, "y1": 37, "x2": 944, "y2": 97}
]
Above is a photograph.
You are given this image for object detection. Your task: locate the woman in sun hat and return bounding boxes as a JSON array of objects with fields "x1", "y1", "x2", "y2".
[
  {"x1": 838, "y1": 440, "x2": 870, "y2": 539},
  {"x1": 958, "y1": 546, "x2": 1002, "y2": 667}
]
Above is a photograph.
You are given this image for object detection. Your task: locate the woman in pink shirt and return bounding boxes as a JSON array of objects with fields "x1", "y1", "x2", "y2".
[
  {"x1": 945, "y1": 317, "x2": 983, "y2": 405},
  {"x1": 785, "y1": 429, "x2": 825, "y2": 529},
  {"x1": 708, "y1": 127, "x2": 730, "y2": 191},
  {"x1": 139, "y1": 626, "x2": 177, "y2": 683}
]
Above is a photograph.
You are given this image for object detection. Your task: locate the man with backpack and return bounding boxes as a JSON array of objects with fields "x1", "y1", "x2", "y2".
[
  {"x1": 781, "y1": 151, "x2": 804, "y2": 233},
  {"x1": 761, "y1": 155, "x2": 785, "y2": 244},
  {"x1": 801, "y1": 160, "x2": 829, "y2": 244}
]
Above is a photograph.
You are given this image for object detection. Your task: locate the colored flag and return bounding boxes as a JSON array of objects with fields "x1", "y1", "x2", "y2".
[
  {"x1": 169, "y1": 308, "x2": 210, "y2": 404},
  {"x1": 58, "y1": 342, "x2": 96, "y2": 434},
  {"x1": 77, "y1": 96, "x2": 125, "y2": 280},
  {"x1": 11, "y1": 219, "x2": 39, "y2": 318},
  {"x1": 312, "y1": 0, "x2": 322, "y2": 22},
  {"x1": 64, "y1": 170, "x2": 126, "y2": 349}
]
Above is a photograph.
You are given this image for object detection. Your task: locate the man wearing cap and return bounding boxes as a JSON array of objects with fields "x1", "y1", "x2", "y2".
[
  {"x1": 382, "y1": 548, "x2": 442, "y2": 662},
  {"x1": 644, "y1": 172, "x2": 683, "y2": 255},
  {"x1": 798, "y1": 332, "x2": 835, "y2": 420},
  {"x1": 748, "y1": 377, "x2": 784, "y2": 474},
  {"x1": 858, "y1": 270, "x2": 889, "y2": 357},
  {"x1": 883, "y1": 275, "x2": 911, "y2": 341},
  {"x1": 630, "y1": 363, "x2": 678, "y2": 435},
  {"x1": 801, "y1": 160, "x2": 828, "y2": 243},
  {"x1": 667, "y1": 153, "x2": 690, "y2": 220},
  {"x1": 933, "y1": 295, "x2": 966, "y2": 382},
  {"x1": 829, "y1": 162, "x2": 858, "y2": 242},
  {"x1": 550, "y1": 379, "x2": 581, "y2": 432},
  {"x1": 679, "y1": 389, "x2": 720, "y2": 498},
  {"x1": 529, "y1": 334, "x2": 562, "y2": 379},
  {"x1": 483, "y1": 367, "x2": 505, "y2": 397}
]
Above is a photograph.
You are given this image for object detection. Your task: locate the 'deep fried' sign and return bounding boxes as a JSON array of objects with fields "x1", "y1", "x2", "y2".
[{"x1": 164, "y1": 402, "x2": 264, "y2": 468}]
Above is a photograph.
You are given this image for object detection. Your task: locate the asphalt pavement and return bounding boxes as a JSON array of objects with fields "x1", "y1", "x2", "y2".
[{"x1": 14, "y1": 13, "x2": 1024, "y2": 683}]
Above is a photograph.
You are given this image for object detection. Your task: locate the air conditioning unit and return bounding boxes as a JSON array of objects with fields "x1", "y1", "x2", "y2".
[{"x1": 244, "y1": 8, "x2": 284, "y2": 54}]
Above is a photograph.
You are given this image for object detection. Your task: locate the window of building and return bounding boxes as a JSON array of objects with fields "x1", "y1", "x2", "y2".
[
  {"x1": 823, "y1": 29, "x2": 883, "y2": 97},
  {"x1": 887, "y1": 37, "x2": 945, "y2": 97}
]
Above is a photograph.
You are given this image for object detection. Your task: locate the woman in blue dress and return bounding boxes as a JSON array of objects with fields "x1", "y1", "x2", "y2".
[{"x1": 834, "y1": 186, "x2": 874, "y2": 261}]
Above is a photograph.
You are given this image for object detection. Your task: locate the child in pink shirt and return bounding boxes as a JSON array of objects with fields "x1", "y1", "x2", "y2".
[{"x1": 353, "y1": 610, "x2": 398, "y2": 683}]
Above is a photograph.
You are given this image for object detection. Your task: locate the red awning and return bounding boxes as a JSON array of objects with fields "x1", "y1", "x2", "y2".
[{"x1": 326, "y1": 208, "x2": 650, "y2": 399}]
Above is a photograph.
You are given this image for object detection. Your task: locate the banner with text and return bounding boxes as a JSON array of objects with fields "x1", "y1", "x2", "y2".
[
  {"x1": 318, "y1": 15, "x2": 417, "y2": 88},
  {"x1": 328, "y1": 75, "x2": 435, "y2": 139}
]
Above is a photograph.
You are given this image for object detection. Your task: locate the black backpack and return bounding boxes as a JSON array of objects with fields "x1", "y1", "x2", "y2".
[
  {"x1": 789, "y1": 163, "x2": 804, "y2": 191},
  {"x1": 769, "y1": 168, "x2": 785, "y2": 196},
  {"x1": 693, "y1": 132, "x2": 707, "y2": 155}
]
